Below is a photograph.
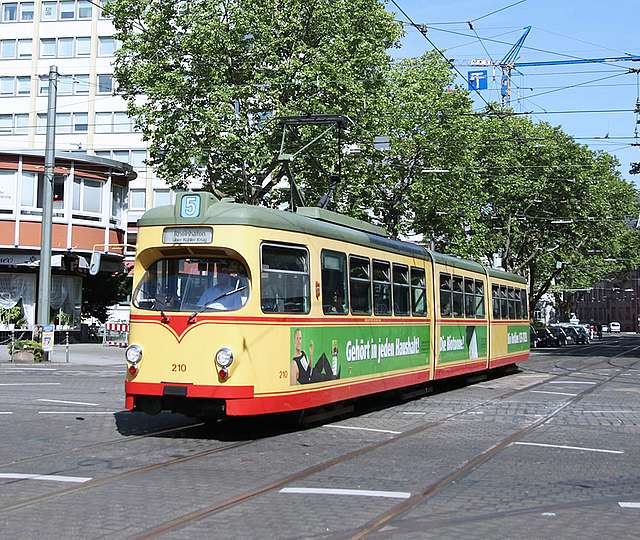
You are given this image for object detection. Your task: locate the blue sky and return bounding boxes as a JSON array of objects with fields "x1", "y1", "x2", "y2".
[{"x1": 388, "y1": 0, "x2": 640, "y2": 184}]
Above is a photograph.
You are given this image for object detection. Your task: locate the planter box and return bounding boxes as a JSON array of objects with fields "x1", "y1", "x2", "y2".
[{"x1": 13, "y1": 350, "x2": 35, "y2": 363}]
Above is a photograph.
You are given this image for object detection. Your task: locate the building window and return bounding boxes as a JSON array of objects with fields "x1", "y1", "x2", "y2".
[
  {"x1": 97, "y1": 74, "x2": 113, "y2": 94},
  {"x1": 58, "y1": 75, "x2": 73, "y2": 95},
  {"x1": 113, "y1": 111, "x2": 130, "y2": 133},
  {"x1": 0, "y1": 77, "x2": 13, "y2": 95},
  {"x1": 153, "y1": 189, "x2": 171, "y2": 207},
  {"x1": 21, "y1": 170, "x2": 37, "y2": 207},
  {"x1": 57, "y1": 37, "x2": 73, "y2": 57},
  {"x1": 41, "y1": 1, "x2": 56, "y2": 19},
  {"x1": 17, "y1": 38, "x2": 31, "y2": 58},
  {"x1": 95, "y1": 111, "x2": 112, "y2": 133},
  {"x1": 1, "y1": 39, "x2": 16, "y2": 58},
  {"x1": 16, "y1": 76, "x2": 30, "y2": 95},
  {"x1": 76, "y1": 36, "x2": 90, "y2": 56},
  {"x1": 14, "y1": 113, "x2": 28, "y2": 134},
  {"x1": 131, "y1": 150, "x2": 146, "y2": 169},
  {"x1": 59, "y1": 0, "x2": 75, "y2": 19},
  {"x1": 74, "y1": 74, "x2": 89, "y2": 94},
  {"x1": 111, "y1": 184, "x2": 126, "y2": 220},
  {"x1": 82, "y1": 178, "x2": 102, "y2": 213},
  {"x1": 36, "y1": 113, "x2": 46, "y2": 134},
  {"x1": 129, "y1": 189, "x2": 145, "y2": 210},
  {"x1": 112, "y1": 150, "x2": 128, "y2": 163},
  {"x1": 40, "y1": 38, "x2": 56, "y2": 57},
  {"x1": 77, "y1": 0, "x2": 91, "y2": 18},
  {"x1": 20, "y1": 2, "x2": 33, "y2": 20},
  {"x1": 98, "y1": 36, "x2": 116, "y2": 56},
  {"x1": 2, "y1": 3, "x2": 18, "y2": 21},
  {"x1": 55, "y1": 112, "x2": 71, "y2": 134},
  {"x1": 0, "y1": 114, "x2": 12, "y2": 134},
  {"x1": 73, "y1": 112, "x2": 88, "y2": 132}
]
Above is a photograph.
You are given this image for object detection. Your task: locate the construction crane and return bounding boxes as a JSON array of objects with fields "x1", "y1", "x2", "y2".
[{"x1": 461, "y1": 26, "x2": 640, "y2": 107}]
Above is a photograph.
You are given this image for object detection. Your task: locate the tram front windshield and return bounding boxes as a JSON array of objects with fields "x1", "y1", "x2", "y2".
[{"x1": 133, "y1": 258, "x2": 249, "y2": 312}]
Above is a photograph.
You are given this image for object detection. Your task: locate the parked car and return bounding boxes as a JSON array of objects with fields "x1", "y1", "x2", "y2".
[
  {"x1": 547, "y1": 326, "x2": 568, "y2": 347},
  {"x1": 609, "y1": 321, "x2": 621, "y2": 333},
  {"x1": 567, "y1": 324, "x2": 590, "y2": 344},
  {"x1": 558, "y1": 325, "x2": 579, "y2": 345},
  {"x1": 602, "y1": 324, "x2": 609, "y2": 333}
]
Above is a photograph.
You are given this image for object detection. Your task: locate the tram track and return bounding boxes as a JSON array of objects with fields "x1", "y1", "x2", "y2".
[
  {"x1": 345, "y1": 353, "x2": 640, "y2": 539},
  {"x1": 126, "y1": 356, "x2": 626, "y2": 539},
  {"x1": 1, "y1": 349, "x2": 635, "y2": 535}
]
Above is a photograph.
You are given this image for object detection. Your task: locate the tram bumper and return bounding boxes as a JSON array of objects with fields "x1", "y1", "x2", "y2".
[{"x1": 125, "y1": 381, "x2": 254, "y2": 416}]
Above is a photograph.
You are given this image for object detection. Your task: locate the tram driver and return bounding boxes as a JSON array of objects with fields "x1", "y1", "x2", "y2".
[{"x1": 197, "y1": 260, "x2": 249, "y2": 311}]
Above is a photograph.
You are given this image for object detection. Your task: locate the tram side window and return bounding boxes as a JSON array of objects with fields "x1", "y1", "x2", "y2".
[
  {"x1": 464, "y1": 278, "x2": 475, "y2": 318},
  {"x1": 350, "y1": 256, "x2": 371, "y2": 314},
  {"x1": 393, "y1": 264, "x2": 410, "y2": 316},
  {"x1": 500, "y1": 285, "x2": 509, "y2": 319},
  {"x1": 452, "y1": 275, "x2": 464, "y2": 317},
  {"x1": 508, "y1": 287, "x2": 516, "y2": 319},
  {"x1": 515, "y1": 289, "x2": 523, "y2": 319},
  {"x1": 492, "y1": 284, "x2": 500, "y2": 319},
  {"x1": 522, "y1": 289, "x2": 529, "y2": 319},
  {"x1": 372, "y1": 260, "x2": 391, "y2": 315},
  {"x1": 411, "y1": 267, "x2": 427, "y2": 316},
  {"x1": 475, "y1": 280, "x2": 485, "y2": 318},
  {"x1": 439, "y1": 273, "x2": 452, "y2": 317},
  {"x1": 261, "y1": 244, "x2": 310, "y2": 314},
  {"x1": 321, "y1": 250, "x2": 348, "y2": 314}
]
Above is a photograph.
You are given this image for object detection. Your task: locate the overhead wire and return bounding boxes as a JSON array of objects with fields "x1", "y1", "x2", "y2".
[{"x1": 408, "y1": 0, "x2": 529, "y2": 26}]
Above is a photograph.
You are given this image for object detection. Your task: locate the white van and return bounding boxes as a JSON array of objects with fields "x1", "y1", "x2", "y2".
[{"x1": 609, "y1": 321, "x2": 621, "y2": 333}]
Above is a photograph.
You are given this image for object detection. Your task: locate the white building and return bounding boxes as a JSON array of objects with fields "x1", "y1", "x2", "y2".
[{"x1": 0, "y1": 0, "x2": 176, "y2": 253}]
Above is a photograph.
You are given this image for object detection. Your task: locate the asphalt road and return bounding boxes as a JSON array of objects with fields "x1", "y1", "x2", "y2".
[{"x1": 0, "y1": 335, "x2": 638, "y2": 539}]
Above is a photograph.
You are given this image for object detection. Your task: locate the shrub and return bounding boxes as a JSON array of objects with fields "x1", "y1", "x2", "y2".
[{"x1": 8, "y1": 339, "x2": 44, "y2": 362}]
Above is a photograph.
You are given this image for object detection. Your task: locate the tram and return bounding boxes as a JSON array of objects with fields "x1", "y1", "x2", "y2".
[{"x1": 125, "y1": 192, "x2": 529, "y2": 418}]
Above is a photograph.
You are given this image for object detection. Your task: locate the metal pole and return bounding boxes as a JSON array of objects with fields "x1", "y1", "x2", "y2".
[
  {"x1": 36, "y1": 65, "x2": 58, "y2": 362},
  {"x1": 10, "y1": 329, "x2": 14, "y2": 363},
  {"x1": 65, "y1": 331, "x2": 69, "y2": 363}
]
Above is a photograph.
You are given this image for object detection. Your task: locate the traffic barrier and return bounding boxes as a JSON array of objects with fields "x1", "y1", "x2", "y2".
[{"x1": 103, "y1": 322, "x2": 129, "y2": 348}]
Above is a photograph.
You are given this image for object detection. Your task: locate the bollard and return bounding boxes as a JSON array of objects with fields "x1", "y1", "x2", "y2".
[{"x1": 65, "y1": 331, "x2": 69, "y2": 363}]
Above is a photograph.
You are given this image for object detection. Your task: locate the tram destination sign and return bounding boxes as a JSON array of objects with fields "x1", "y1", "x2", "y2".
[{"x1": 162, "y1": 227, "x2": 213, "y2": 244}]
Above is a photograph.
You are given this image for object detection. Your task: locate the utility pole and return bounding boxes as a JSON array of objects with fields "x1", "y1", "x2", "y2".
[{"x1": 37, "y1": 65, "x2": 58, "y2": 361}]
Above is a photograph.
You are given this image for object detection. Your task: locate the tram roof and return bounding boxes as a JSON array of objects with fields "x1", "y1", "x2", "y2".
[{"x1": 139, "y1": 194, "x2": 526, "y2": 284}]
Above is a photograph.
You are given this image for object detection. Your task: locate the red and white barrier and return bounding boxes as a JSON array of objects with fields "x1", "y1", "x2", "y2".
[{"x1": 103, "y1": 322, "x2": 129, "y2": 347}]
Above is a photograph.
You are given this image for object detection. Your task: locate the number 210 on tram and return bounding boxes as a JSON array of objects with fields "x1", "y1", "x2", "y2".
[{"x1": 125, "y1": 192, "x2": 529, "y2": 418}]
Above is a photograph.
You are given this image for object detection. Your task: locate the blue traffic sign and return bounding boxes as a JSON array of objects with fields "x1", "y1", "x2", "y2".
[{"x1": 468, "y1": 70, "x2": 488, "y2": 91}]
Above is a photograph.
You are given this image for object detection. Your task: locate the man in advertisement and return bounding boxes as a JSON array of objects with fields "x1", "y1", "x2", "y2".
[{"x1": 290, "y1": 328, "x2": 339, "y2": 385}]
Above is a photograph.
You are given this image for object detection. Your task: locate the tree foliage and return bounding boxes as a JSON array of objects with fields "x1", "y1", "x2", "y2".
[
  {"x1": 82, "y1": 274, "x2": 131, "y2": 322},
  {"x1": 106, "y1": 0, "x2": 640, "y2": 315}
]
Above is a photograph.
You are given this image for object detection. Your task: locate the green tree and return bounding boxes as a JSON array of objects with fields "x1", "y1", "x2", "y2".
[
  {"x1": 82, "y1": 274, "x2": 132, "y2": 322},
  {"x1": 105, "y1": 0, "x2": 402, "y2": 204}
]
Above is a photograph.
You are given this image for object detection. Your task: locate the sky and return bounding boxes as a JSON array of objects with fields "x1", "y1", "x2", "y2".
[{"x1": 387, "y1": 0, "x2": 640, "y2": 184}]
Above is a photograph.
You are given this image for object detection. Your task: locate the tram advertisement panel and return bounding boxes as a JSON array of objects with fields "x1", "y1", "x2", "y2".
[
  {"x1": 438, "y1": 325, "x2": 488, "y2": 364},
  {"x1": 289, "y1": 325, "x2": 429, "y2": 385},
  {"x1": 507, "y1": 325, "x2": 529, "y2": 353}
]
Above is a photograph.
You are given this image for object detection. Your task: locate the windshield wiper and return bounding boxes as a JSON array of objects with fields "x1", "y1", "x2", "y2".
[{"x1": 187, "y1": 285, "x2": 248, "y2": 324}]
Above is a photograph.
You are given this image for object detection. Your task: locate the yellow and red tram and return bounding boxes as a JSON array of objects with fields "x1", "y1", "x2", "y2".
[{"x1": 124, "y1": 192, "x2": 529, "y2": 418}]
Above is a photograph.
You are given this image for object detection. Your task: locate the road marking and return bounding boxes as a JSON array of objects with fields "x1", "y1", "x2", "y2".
[
  {"x1": 37, "y1": 411, "x2": 114, "y2": 415},
  {"x1": 548, "y1": 381, "x2": 596, "y2": 385},
  {"x1": 280, "y1": 487, "x2": 411, "y2": 499},
  {"x1": 0, "y1": 473, "x2": 91, "y2": 483},
  {"x1": 401, "y1": 412, "x2": 426, "y2": 415},
  {"x1": 325, "y1": 425, "x2": 402, "y2": 435},
  {"x1": 0, "y1": 383, "x2": 60, "y2": 386},
  {"x1": 0, "y1": 367, "x2": 57, "y2": 371},
  {"x1": 619, "y1": 502, "x2": 640, "y2": 508},
  {"x1": 513, "y1": 442, "x2": 624, "y2": 454},
  {"x1": 37, "y1": 399, "x2": 100, "y2": 406},
  {"x1": 0, "y1": 412, "x2": 13, "y2": 415},
  {"x1": 530, "y1": 390, "x2": 578, "y2": 397},
  {"x1": 579, "y1": 410, "x2": 633, "y2": 414}
]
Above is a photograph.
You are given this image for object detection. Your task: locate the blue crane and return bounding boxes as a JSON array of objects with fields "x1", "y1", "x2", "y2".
[{"x1": 462, "y1": 26, "x2": 640, "y2": 107}]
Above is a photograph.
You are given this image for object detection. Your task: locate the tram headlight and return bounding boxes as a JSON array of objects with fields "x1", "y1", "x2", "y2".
[
  {"x1": 215, "y1": 347, "x2": 234, "y2": 369},
  {"x1": 125, "y1": 344, "x2": 143, "y2": 365}
]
